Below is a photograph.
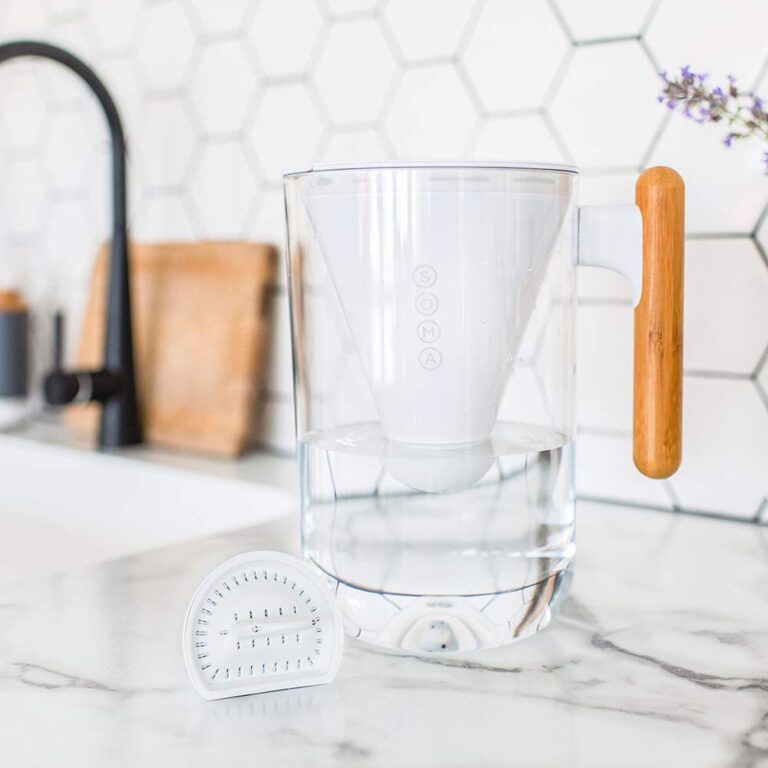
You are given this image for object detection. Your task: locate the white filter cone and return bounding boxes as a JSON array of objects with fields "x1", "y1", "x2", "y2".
[{"x1": 305, "y1": 174, "x2": 568, "y2": 491}]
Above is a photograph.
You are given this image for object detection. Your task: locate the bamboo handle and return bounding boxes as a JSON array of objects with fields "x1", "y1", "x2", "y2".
[{"x1": 633, "y1": 167, "x2": 685, "y2": 479}]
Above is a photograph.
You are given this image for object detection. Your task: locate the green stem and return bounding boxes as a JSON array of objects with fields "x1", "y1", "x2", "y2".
[
  {"x1": 721, "y1": 104, "x2": 768, "y2": 140},
  {"x1": 686, "y1": 83, "x2": 768, "y2": 141}
]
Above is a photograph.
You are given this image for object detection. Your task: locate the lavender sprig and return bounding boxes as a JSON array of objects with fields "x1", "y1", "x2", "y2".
[{"x1": 659, "y1": 67, "x2": 768, "y2": 172}]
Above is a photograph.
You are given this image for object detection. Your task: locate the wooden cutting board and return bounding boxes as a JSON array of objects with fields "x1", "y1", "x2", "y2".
[{"x1": 66, "y1": 241, "x2": 276, "y2": 457}]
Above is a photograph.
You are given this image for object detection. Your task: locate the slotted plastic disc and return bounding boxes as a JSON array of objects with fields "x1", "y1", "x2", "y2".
[{"x1": 182, "y1": 551, "x2": 344, "y2": 700}]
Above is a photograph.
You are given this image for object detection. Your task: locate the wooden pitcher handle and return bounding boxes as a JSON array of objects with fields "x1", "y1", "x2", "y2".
[{"x1": 633, "y1": 167, "x2": 685, "y2": 479}]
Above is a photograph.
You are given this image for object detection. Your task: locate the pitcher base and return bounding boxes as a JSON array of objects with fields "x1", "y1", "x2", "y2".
[{"x1": 317, "y1": 565, "x2": 573, "y2": 653}]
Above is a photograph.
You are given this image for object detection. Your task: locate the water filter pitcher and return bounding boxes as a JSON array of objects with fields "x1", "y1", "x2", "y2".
[{"x1": 284, "y1": 162, "x2": 684, "y2": 652}]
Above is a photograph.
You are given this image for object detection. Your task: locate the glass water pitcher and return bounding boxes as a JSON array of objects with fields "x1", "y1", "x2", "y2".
[{"x1": 283, "y1": 161, "x2": 684, "y2": 653}]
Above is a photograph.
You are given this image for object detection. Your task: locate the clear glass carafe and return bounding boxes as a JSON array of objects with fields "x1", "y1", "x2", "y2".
[{"x1": 283, "y1": 161, "x2": 684, "y2": 652}]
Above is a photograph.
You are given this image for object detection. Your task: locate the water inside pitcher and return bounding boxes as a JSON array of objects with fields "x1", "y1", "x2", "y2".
[{"x1": 299, "y1": 426, "x2": 574, "y2": 652}]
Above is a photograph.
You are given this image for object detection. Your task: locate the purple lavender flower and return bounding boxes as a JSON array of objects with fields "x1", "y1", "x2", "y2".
[{"x1": 659, "y1": 67, "x2": 768, "y2": 172}]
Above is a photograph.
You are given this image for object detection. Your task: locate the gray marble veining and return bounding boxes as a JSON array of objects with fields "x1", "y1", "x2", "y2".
[{"x1": 1, "y1": 502, "x2": 767, "y2": 767}]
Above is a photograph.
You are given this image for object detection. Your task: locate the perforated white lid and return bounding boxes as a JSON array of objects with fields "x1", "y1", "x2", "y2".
[{"x1": 182, "y1": 551, "x2": 344, "y2": 700}]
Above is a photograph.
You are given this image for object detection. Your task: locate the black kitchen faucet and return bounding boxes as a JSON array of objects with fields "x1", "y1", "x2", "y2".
[{"x1": 0, "y1": 40, "x2": 142, "y2": 447}]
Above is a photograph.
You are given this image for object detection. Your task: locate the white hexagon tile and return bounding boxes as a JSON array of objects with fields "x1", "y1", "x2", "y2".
[
  {"x1": 44, "y1": 15, "x2": 96, "y2": 63},
  {"x1": 0, "y1": 0, "x2": 766, "y2": 523},
  {"x1": 246, "y1": 187, "x2": 288, "y2": 283},
  {"x1": 462, "y1": 0, "x2": 568, "y2": 112},
  {"x1": 187, "y1": 0, "x2": 249, "y2": 38},
  {"x1": 42, "y1": 197, "x2": 99, "y2": 288},
  {"x1": 322, "y1": 0, "x2": 379, "y2": 18},
  {"x1": 645, "y1": 0, "x2": 768, "y2": 85},
  {"x1": 134, "y1": 193, "x2": 194, "y2": 242},
  {"x1": 576, "y1": 304, "x2": 634, "y2": 432},
  {"x1": 758, "y1": 352, "x2": 768, "y2": 411},
  {"x1": 188, "y1": 38, "x2": 256, "y2": 136},
  {"x1": 384, "y1": 0, "x2": 476, "y2": 62},
  {"x1": 135, "y1": 1, "x2": 195, "y2": 94},
  {"x1": 384, "y1": 64, "x2": 476, "y2": 158},
  {"x1": 0, "y1": 156, "x2": 48, "y2": 239},
  {"x1": 575, "y1": 432, "x2": 674, "y2": 510},
  {"x1": 469, "y1": 114, "x2": 567, "y2": 163},
  {"x1": 248, "y1": 82, "x2": 324, "y2": 180},
  {"x1": 318, "y1": 127, "x2": 389, "y2": 163},
  {"x1": 88, "y1": 0, "x2": 140, "y2": 55},
  {"x1": 186, "y1": 140, "x2": 255, "y2": 238},
  {"x1": 133, "y1": 97, "x2": 196, "y2": 190},
  {"x1": 313, "y1": 18, "x2": 396, "y2": 124},
  {"x1": 250, "y1": 0, "x2": 323, "y2": 79},
  {"x1": 649, "y1": 117, "x2": 768, "y2": 234},
  {"x1": 0, "y1": 0, "x2": 46, "y2": 38},
  {"x1": 553, "y1": 0, "x2": 657, "y2": 42},
  {"x1": 683, "y1": 239, "x2": 768, "y2": 375},
  {"x1": 549, "y1": 41, "x2": 661, "y2": 169},
  {"x1": 36, "y1": 57, "x2": 90, "y2": 109},
  {"x1": 670, "y1": 378, "x2": 768, "y2": 518},
  {"x1": 42, "y1": 110, "x2": 95, "y2": 192},
  {"x1": 0, "y1": 64, "x2": 47, "y2": 150},
  {"x1": 95, "y1": 55, "x2": 145, "y2": 145}
]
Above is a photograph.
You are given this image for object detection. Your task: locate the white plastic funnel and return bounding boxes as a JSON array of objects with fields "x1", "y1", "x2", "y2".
[{"x1": 305, "y1": 169, "x2": 569, "y2": 491}]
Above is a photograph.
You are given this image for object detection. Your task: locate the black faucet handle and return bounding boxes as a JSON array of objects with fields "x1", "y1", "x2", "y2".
[
  {"x1": 45, "y1": 312, "x2": 79, "y2": 405},
  {"x1": 52, "y1": 310, "x2": 65, "y2": 369}
]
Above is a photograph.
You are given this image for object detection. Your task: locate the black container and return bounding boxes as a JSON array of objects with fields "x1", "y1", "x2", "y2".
[{"x1": 0, "y1": 291, "x2": 29, "y2": 401}]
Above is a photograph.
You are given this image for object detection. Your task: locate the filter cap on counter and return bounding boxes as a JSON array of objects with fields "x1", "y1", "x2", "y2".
[{"x1": 182, "y1": 551, "x2": 344, "y2": 700}]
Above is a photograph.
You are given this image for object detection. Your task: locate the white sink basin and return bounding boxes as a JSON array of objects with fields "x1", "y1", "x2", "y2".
[{"x1": 0, "y1": 426, "x2": 297, "y2": 586}]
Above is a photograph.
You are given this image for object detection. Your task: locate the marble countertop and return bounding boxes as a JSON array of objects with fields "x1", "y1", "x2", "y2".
[{"x1": 1, "y1": 500, "x2": 767, "y2": 767}]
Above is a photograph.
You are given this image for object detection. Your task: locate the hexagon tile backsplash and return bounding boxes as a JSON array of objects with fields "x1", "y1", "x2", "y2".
[{"x1": 0, "y1": 0, "x2": 767, "y2": 523}]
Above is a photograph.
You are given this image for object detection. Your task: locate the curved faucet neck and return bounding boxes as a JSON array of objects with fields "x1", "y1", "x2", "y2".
[
  {"x1": 0, "y1": 39, "x2": 140, "y2": 447},
  {"x1": 0, "y1": 40, "x2": 127, "y2": 237}
]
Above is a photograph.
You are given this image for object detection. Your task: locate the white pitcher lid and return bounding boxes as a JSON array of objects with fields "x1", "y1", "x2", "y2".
[{"x1": 284, "y1": 160, "x2": 579, "y2": 177}]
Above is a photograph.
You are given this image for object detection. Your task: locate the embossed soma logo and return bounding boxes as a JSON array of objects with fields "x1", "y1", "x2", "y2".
[
  {"x1": 413, "y1": 264, "x2": 437, "y2": 288},
  {"x1": 413, "y1": 266, "x2": 442, "y2": 370},
  {"x1": 419, "y1": 347, "x2": 443, "y2": 370},
  {"x1": 417, "y1": 320, "x2": 441, "y2": 343},
  {"x1": 414, "y1": 291, "x2": 439, "y2": 316}
]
